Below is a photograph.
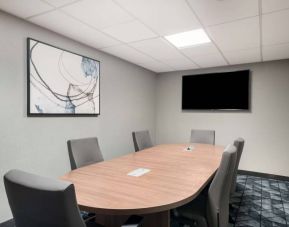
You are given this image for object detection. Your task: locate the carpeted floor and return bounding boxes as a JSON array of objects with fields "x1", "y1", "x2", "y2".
[
  {"x1": 1, "y1": 175, "x2": 289, "y2": 227},
  {"x1": 171, "y1": 174, "x2": 289, "y2": 227},
  {"x1": 231, "y1": 175, "x2": 289, "y2": 227}
]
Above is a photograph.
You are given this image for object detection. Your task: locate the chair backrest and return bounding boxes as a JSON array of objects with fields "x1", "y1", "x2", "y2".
[
  {"x1": 230, "y1": 138, "x2": 245, "y2": 194},
  {"x1": 67, "y1": 137, "x2": 104, "y2": 170},
  {"x1": 4, "y1": 169, "x2": 86, "y2": 227},
  {"x1": 206, "y1": 144, "x2": 237, "y2": 227},
  {"x1": 190, "y1": 129, "x2": 215, "y2": 145},
  {"x1": 132, "y1": 130, "x2": 153, "y2": 152}
]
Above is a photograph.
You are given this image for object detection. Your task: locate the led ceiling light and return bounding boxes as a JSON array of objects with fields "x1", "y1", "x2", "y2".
[{"x1": 165, "y1": 29, "x2": 211, "y2": 48}]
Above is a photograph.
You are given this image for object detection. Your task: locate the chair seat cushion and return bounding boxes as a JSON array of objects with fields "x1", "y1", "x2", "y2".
[{"x1": 176, "y1": 196, "x2": 208, "y2": 227}]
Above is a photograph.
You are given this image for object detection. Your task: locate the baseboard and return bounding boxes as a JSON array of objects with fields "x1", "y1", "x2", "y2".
[
  {"x1": 0, "y1": 219, "x2": 14, "y2": 227},
  {"x1": 238, "y1": 169, "x2": 289, "y2": 182}
]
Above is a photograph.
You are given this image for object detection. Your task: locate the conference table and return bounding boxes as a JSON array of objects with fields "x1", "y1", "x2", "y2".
[{"x1": 61, "y1": 143, "x2": 224, "y2": 227}]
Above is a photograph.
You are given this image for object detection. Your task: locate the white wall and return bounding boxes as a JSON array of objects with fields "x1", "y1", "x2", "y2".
[
  {"x1": 0, "y1": 11, "x2": 156, "y2": 222},
  {"x1": 156, "y1": 60, "x2": 289, "y2": 177}
]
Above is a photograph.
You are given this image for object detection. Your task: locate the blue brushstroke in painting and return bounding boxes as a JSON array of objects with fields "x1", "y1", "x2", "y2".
[
  {"x1": 65, "y1": 99, "x2": 76, "y2": 113},
  {"x1": 81, "y1": 57, "x2": 98, "y2": 79},
  {"x1": 35, "y1": 105, "x2": 43, "y2": 113}
]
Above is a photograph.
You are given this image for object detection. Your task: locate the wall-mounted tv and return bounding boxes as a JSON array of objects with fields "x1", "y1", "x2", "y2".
[{"x1": 182, "y1": 70, "x2": 250, "y2": 110}]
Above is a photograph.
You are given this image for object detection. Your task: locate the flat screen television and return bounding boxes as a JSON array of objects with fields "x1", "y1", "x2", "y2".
[{"x1": 182, "y1": 70, "x2": 250, "y2": 110}]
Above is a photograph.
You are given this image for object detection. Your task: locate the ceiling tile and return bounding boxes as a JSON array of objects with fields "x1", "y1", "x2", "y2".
[
  {"x1": 262, "y1": 9, "x2": 289, "y2": 45},
  {"x1": 103, "y1": 43, "x2": 197, "y2": 72},
  {"x1": 130, "y1": 38, "x2": 185, "y2": 61},
  {"x1": 43, "y1": 0, "x2": 80, "y2": 8},
  {"x1": 190, "y1": 53, "x2": 227, "y2": 68},
  {"x1": 30, "y1": 11, "x2": 120, "y2": 48},
  {"x1": 101, "y1": 20, "x2": 157, "y2": 43},
  {"x1": 180, "y1": 43, "x2": 220, "y2": 59},
  {"x1": 115, "y1": 0, "x2": 201, "y2": 35},
  {"x1": 187, "y1": 0, "x2": 258, "y2": 26},
  {"x1": 162, "y1": 56, "x2": 199, "y2": 70},
  {"x1": 141, "y1": 62, "x2": 174, "y2": 73},
  {"x1": 102, "y1": 44, "x2": 159, "y2": 65},
  {"x1": 101, "y1": 44, "x2": 173, "y2": 72},
  {"x1": 263, "y1": 43, "x2": 289, "y2": 61},
  {"x1": 224, "y1": 48, "x2": 261, "y2": 65},
  {"x1": 0, "y1": 0, "x2": 53, "y2": 18},
  {"x1": 0, "y1": 0, "x2": 269, "y2": 71},
  {"x1": 207, "y1": 17, "x2": 260, "y2": 51},
  {"x1": 61, "y1": 0, "x2": 133, "y2": 29},
  {"x1": 262, "y1": 0, "x2": 289, "y2": 14}
]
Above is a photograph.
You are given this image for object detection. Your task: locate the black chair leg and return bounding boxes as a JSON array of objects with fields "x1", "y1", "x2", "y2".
[
  {"x1": 229, "y1": 202, "x2": 237, "y2": 224},
  {"x1": 229, "y1": 214, "x2": 235, "y2": 224}
]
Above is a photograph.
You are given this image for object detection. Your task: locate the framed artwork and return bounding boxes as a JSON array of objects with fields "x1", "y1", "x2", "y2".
[{"x1": 27, "y1": 38, "x2": 100, "y2": 116}]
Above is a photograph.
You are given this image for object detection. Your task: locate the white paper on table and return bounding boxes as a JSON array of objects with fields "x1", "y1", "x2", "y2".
[{"x1": 127, "y1": 168, "x2": 151, "y2": 177}]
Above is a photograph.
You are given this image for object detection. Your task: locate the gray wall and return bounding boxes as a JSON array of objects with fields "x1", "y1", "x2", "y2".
[
  {"x1": 156, "y1": 60, "x2": 289, "y2": 177},
  {"x1": 0, "y1": 11, "x2": 156, "y2": 222}
]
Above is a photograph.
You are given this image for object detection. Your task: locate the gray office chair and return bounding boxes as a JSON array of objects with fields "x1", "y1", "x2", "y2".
[
  {"x1": 230, "y1": 138, "x2": 245, "y2": 194},
  {"x1": 67, "y1": 137, "x2": 104, "y2": 170},
  {"x1": 229, "y1": 138, "x2": 245, "y2": 224},
  {"x1": 174, "y1": 144, "x2": 237, "y2": 227},
  {"x1": 4, "y1": 169, "x2": 100, "y2": 227},
  {"x1": 67, "y1": 137, "x2": 104, "y2": 222},
  {"x1": 4, "y1": 170, "x2": 142, "y2": 227},
  {"x1": 190, "y1": 129, "x2": 215, "y2": 145},
  {"x1": 132, "y1": 130, "x2": 153, "y2": 152}
]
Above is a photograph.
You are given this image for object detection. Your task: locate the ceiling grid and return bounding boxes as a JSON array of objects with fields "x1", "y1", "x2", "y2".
[{"x1": 0, "y1": 0, "x2": 288, "y2": 72}]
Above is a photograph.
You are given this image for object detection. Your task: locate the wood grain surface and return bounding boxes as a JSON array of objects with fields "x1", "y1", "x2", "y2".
[{"x1": 61, "y1": 144, "x2": 223, "y2": 216}]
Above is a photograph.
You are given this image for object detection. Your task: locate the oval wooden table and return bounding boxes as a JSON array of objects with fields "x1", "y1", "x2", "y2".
[{"x1": 61, "y1": 144, "x2": 224, "y2": 227}]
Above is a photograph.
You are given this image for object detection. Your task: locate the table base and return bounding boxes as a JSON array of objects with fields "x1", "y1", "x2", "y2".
[{"x1": 94, "y1": 210, "x2": 170, "y2": 227}]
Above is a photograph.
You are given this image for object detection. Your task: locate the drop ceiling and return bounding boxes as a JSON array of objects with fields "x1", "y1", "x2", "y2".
[{"x1": 0, "y1": 0, "x2": 289, "y2": 73}]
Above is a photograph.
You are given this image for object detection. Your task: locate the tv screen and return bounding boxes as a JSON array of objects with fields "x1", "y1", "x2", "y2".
[{"x1": 182, "y1": 70, "x2": 250, "y2": 110}]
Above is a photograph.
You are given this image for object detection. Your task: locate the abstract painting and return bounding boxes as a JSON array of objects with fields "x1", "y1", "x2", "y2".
[{"x1": 27, "y1": 38, "x2": 100, "y2": 116}]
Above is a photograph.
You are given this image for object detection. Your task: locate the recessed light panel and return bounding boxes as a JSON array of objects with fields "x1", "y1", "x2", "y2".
[{"x1": 165, "y1": 29, "x2": 211, "y2": 48}]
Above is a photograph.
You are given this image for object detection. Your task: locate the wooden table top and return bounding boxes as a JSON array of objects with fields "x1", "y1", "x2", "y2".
[{"x1": 61, "y1": 144, "x2": 224, "y2": 215}]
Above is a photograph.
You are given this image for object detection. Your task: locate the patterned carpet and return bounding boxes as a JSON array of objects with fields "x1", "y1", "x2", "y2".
[
  {"x1": 171, "y1": 175, "x2": 289, "y2": 227},
  {"x1": 1, "y1": 175, "x2": 289, "y2": 227},
  {"x1": 231, "y1": 175, "x2": 289, "y2": 227}
]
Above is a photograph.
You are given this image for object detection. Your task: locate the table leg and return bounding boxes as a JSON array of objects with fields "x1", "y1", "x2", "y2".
[
  {"x1": 142, "y1": 210, "x2": 170, "y2": 227},
  {"x1": 94, "y1": 214, "x2": 129, "y2": 227},
  {"x1": 94, "y1": 210, "x2": 170, "y2": 227}
]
